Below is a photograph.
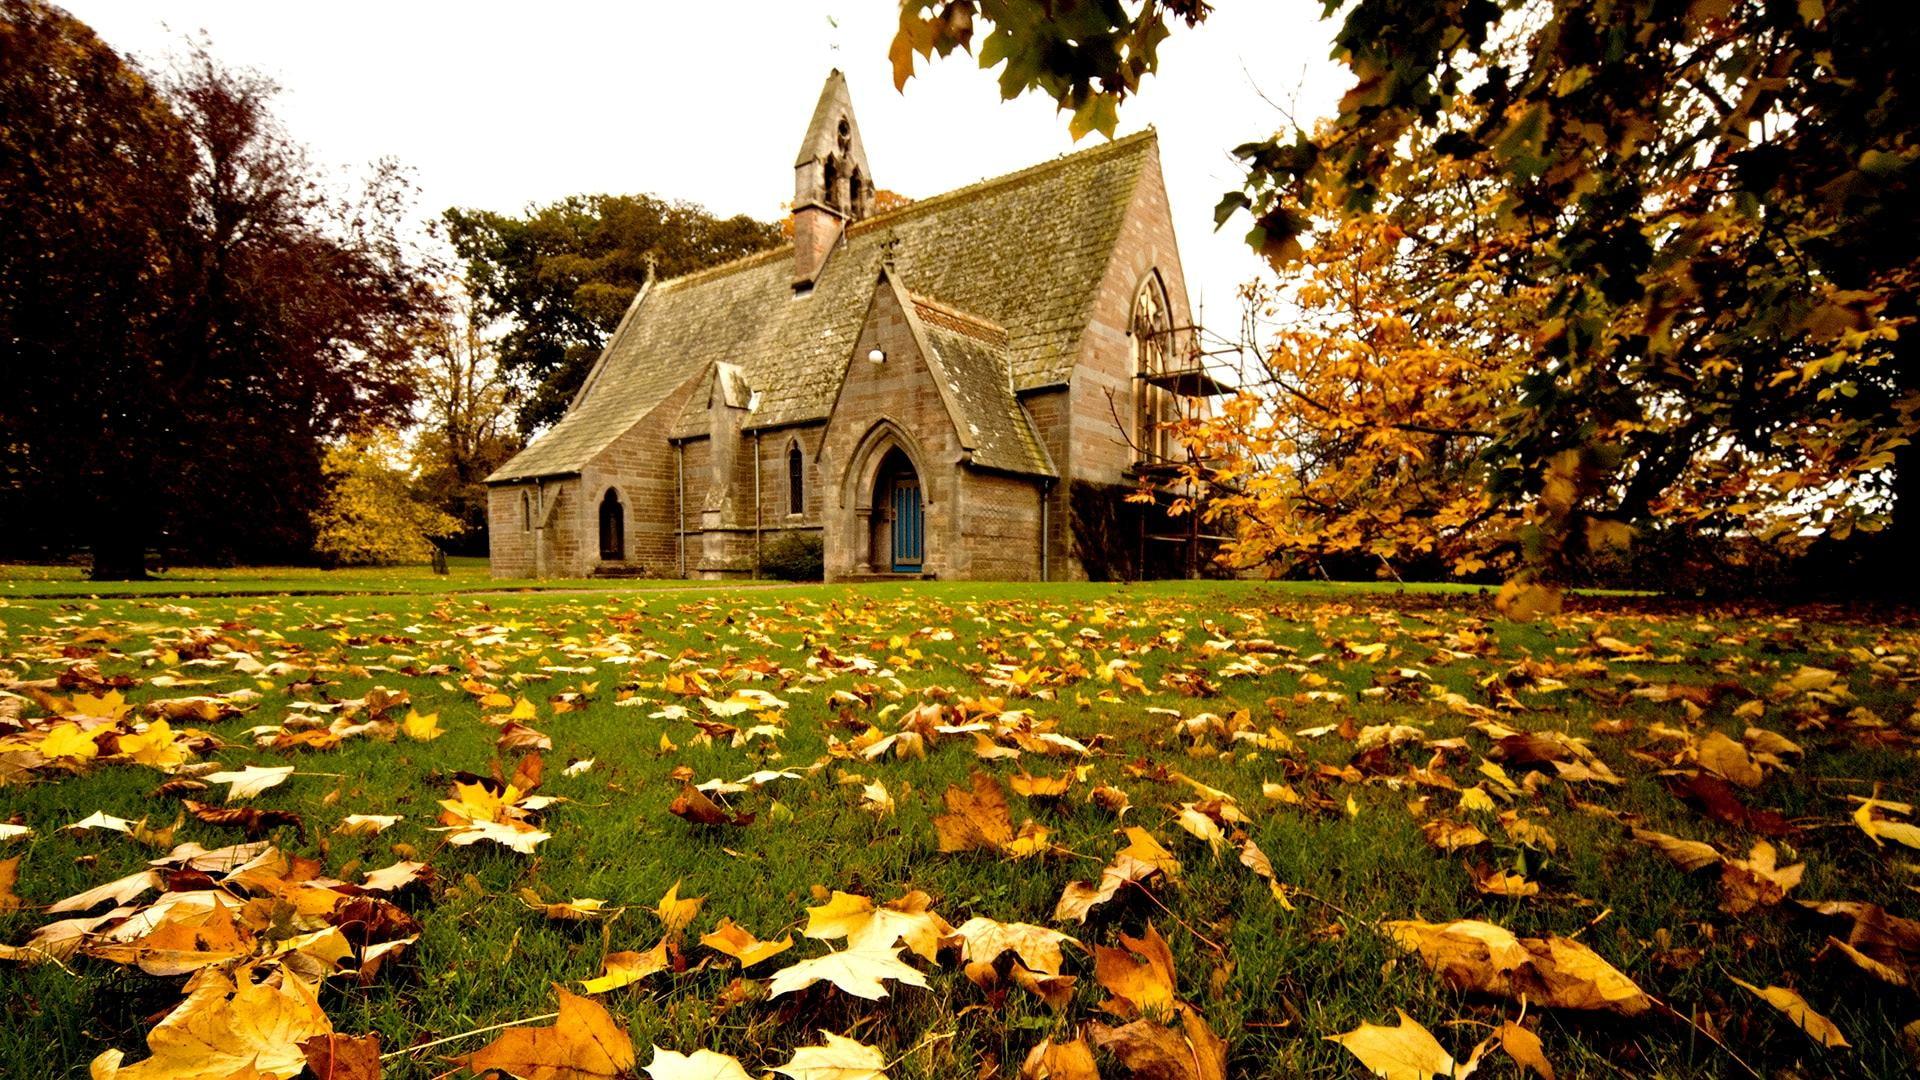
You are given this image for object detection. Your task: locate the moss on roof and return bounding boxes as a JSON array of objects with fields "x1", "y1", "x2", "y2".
[{"x1": 489, "y1": 129, "x2": 1154, "y2": 484}]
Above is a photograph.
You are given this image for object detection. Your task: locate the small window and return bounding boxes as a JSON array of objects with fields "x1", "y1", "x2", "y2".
[
  {"x1": 787, "y1": 443, "x2": 805, "y2": 515},
  {"x1": 521, "y1": 490, "x2": 532, "y2": 531}
]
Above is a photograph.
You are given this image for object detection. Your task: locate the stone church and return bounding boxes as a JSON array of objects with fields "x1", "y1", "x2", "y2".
[{"x1": 486, "y1": 71, "x2": 1211, "y2": 581}]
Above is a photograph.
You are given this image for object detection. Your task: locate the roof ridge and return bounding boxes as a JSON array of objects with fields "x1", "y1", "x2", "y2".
[
  {"x1": 909, "y1": 292, "x2": 1008, "y2": 345},
  {"x1": 657, "y1": 128, "x2": 1159, "y2": 294},
  {"x1": 849, "y1": 128, "x2": 1157, "y2": 239}
]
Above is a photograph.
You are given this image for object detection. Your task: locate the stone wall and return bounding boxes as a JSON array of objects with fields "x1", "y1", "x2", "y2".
[
  {"x1": 817, "y1": 277, "x2": 966, "y2": 580},
  {"x1": 1069, "y1": 139, "x2": 1195, "y2": 486}
]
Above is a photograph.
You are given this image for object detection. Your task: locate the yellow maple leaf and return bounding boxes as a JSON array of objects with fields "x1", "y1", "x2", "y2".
[
  {"x1": 91, "y1": 968, "x2": 331, "y2": 1080},
  {"x1": 580, "y1": 941, "x2": 670, "y2": 994},
  {"x1": 400, "y1": 709, "x2": 444, "y2": 741},
  {"x1": 1325, "y1": 1009, "x2": 1461, "y2": 1080},
  {"x1": 700, "y1": 918, "x2": 795, "y2": 969},
  {"x1": 654, "y1": 881, "x2": 705, "y2": 935}
]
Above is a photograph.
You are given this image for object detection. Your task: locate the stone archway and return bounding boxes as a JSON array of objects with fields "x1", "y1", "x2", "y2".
[
  {"x1": 871, "y1": 447, "x2": 923, "y2": 573},
  {"x1": 598, "y1": 488, "x2": 625, "y2": 561},
  {"x1": 834, "y1": 419, "x2": 935, "y2": 577}
]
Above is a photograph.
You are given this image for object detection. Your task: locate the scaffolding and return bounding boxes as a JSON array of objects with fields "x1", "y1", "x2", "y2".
[{"x1": 1122, "y1": 321, "x2": 1236, "y2": 580}]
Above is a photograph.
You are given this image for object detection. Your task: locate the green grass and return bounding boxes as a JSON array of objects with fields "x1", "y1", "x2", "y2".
[
  {"x1": 0, "y1": 557, "x2": 706, "y2": 598},
  {"x1": 1, "y1": 580, "x2": 1915, "y2": 1078}
]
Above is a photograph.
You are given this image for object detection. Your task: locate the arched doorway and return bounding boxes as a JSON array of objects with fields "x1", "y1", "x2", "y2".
[
  {"x1": 873, "y1": 448, "x2": 922, "y2": 573},
  {"x1": 598, "y1": 488, "x2": 625, "y2": 561}
]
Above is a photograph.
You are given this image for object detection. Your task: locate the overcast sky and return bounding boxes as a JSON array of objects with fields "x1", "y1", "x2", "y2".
[{"x1": 66, "y1": 1, "x2": 1350, "y2": 332}]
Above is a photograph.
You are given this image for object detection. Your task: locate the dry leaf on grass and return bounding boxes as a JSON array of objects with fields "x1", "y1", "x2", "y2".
[
  {"x1": 1382, "y1": 918, "x2": 1650, "y2": 1015},
  {"x1": 298, "y1": 1032, "x2": 381, "y2": 1080},
  {"x1": 773, "y1": 1031, "x2": 890, "y2": 1080},
  {"x1": 1020, "y1": 1035, "x2": 1099, "y2": 1080},
  {"x1": 1090, "y1": 1006, "x2": 1226, "y2": 1080},
  {"x1": 644, "y1": 1046, "x2": 754, "y2": 1080},
  {"x1": 1731, "y1": 979, "x2": 1849, "y2": 1049},
  {"x1": 1093, "y1": 922, "x2": 1178, "y2": 1018},
  {"x1": 580, "y1": 941, "x2": 670, "y2": 994},
  {"x1": 91, "y1": 969, "x2": 331, "y2": 1080},
  {"x1": 700, "y1": 918, "x2": 794, "y2": 969},
  {"x1": 455, "y1": 985, "x2": 636, "y2": 1078},
  {"x1": 766, "y1": 945, "x2": 930, "y2": 1000},
  {"x1": 1326, "y1": 1009, "x2": 1474, "y2": 1080}
]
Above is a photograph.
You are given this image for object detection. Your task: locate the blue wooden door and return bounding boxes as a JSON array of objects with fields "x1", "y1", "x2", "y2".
[{"x1": 890, "y1": 477, "x2": 923, "y2": 572}]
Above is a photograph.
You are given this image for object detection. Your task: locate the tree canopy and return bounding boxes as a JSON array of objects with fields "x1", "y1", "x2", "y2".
[
  {"x1": 445, "y1": 194, "x2": 784, "y2": 435},
  {"x1": 1, "y1": 0, "x2": 435, "y2": 577}
]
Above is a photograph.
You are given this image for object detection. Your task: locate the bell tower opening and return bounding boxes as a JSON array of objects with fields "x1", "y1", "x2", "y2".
[{"x1": 792, "y1": 70, "x2": 876, "y2": 289}]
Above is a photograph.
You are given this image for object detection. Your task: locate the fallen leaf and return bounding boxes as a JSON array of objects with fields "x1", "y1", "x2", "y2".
[
  {"x1": 90, "y1": 968, "x2": 331, "y2": 1080},
  {"x1": 773, "y1": 1032, "x2": 889, "y2": 1080},
  {"x1": 202, "y1": 765, "x2": 295, "y2": 802},
  {"x1": 456, "y1": 985, "x2": 636, "y2": 1077},
  {"x1": 645, "y1": 1046, "x2": 754, "y2": 1080},
  {"x1": 1325, "y1": 1010, "x2": 1461, "y2": 1080},
  {"x1": 580, "y1": 941, "x2": 670, "y2": 994},
  {"x1": 766, "y1": 945, "x2": 929, "y2": 1000},
  {"x1": 1731, "y1": 978, "x2": 1849, "y2": 1049},
  {"x1": 700, "y1": 918, "x2": 795, "y2": 969}
]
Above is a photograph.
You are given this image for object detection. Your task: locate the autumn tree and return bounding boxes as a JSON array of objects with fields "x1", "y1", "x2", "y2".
[
  {"x1": 1184, "y1": 117, "x2": 1540, "y2": 582},
  {"x1": 311, "y1": 432, "x2": 460, "y2": 567},
  {"x1": 0, "y1": 2, "x2": 435, "y2": 578},
  {"x1": 409, "y1": 283, "x2": 521, "y2": 553},
  {"x1": 445, "y1": 194, "x2": 783, "y2": 435},
  {"x1": 895, "y1": 0, "x2": 1920, "y2": 602}
]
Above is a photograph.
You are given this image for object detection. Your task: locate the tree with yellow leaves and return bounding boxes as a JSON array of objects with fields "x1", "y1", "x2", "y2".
[{"x1": 310, "y1": 431, "x2": 459, "y2": 567}]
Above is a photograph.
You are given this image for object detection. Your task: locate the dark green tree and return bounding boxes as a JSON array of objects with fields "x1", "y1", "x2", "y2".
[{"x1": 444, "y1": 195, "x2": 783, "y2": 435}]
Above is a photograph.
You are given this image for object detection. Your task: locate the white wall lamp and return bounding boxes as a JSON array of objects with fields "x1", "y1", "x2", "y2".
[{"x1": 868, "y1": 348, "x2": 886, "y2": 364}]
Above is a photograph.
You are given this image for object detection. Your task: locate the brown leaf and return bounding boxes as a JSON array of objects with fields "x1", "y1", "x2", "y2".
[
  {"x1": 1093, "y1": 922, "x2": 1178, "y2": 1018},
  {"x1": 934, "y1": 770, "x2": 1014, "y2": 853},
  {"x1": 669, "y1": 783, "x2": 751, "y2": 827},
  {"x1": 1382, "y1": 918, "x2": 1651, "y2": 1016},
  {"x1": 1089, "y1": 1006, "x2": 1225, "y2": 1080},
  {"x1": 301, "y1": 1032, "x2": 382, "y2": 1080},
  {"x1": 182, "y1": 799, "x2": 305, "y2": 839},
  {"x1": 1663, "y1": 771, "x2": 1794, "y2": 837},
  {"x1": 1498, "y1": 1021, "x2": 1553, "y2": 1080}
]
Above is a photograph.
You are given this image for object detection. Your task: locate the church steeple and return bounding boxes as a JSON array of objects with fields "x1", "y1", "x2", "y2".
[{"x1": 792, "y1": 70, "x2": 874, "y2": 290}]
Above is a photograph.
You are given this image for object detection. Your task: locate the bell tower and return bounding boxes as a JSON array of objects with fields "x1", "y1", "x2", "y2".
[{"x1": 792, "y1": 69, "x2": 874, "y2": 290}]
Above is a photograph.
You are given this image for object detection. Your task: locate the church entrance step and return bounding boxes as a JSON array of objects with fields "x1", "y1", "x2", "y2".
[
  {"x1": 590, "y1": 563, "x2": 653, "y2": 579},
  {"x1": 837, "y1": 572, "x2": 936, "y2": 583}
]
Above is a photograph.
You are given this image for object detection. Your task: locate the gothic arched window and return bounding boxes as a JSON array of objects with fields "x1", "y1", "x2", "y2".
[
  {"x1": 787, "y1": 442, "x2": 805, "y2": 515},
  {"x1": 822, "y1": 155, "x2": 840, "y2": 213},
  {"x1": 849, "y1": 168, "x2": 864, "y2": 217},
  {"x1": 520, "y1": 490, "x2": 532, "y2": 531},
  {"x1": 1133, "y1": 273, "x2": 1175, "y2": 464}
]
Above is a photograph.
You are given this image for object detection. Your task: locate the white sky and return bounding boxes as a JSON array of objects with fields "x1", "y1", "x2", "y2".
[{"x1": 65, "y1": 1, "x2": 1349, "y2": 331}]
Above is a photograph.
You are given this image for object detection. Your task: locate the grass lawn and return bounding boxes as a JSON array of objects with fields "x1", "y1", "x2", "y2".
[
  {"x1": 0, "y1": 556, "x2": 704, "y2": 598},
  {"x1": 1, "y1": 578, "x2": 1916, "y2": 1078}
]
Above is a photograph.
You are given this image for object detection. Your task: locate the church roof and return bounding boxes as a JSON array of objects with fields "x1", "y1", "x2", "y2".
[
  {"x1": 910, "y1": 297, "x2": 1056, "y2": 478},
  {"x1": 488, "y1": 128, "x2": 1157, "y2": 484}
]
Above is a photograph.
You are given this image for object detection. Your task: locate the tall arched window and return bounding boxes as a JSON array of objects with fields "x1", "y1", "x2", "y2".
[
  {"x1": 787, "y1": 442, "x2": 805, "y2": 515},
  {"x1": 1133, "y1": 273, "x2": 1174, "y2": 464},
  {"x1": 520, "y1": 490, "x2": 532, "y2": 531},
  {"x1": 822, "y1": 156, "x2": 840, "y2": 212},
  {"x1": 849, "y1": 168, "x2": 864, "y2": 217}
]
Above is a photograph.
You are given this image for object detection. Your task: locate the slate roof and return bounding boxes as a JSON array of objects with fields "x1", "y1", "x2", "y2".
[
  {"x1": 488, "y1": 129, "x2": 1155, "y2": 484},
  {"x1": 910, "y1": 297, "x2": 1055, "y2": 478}
]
